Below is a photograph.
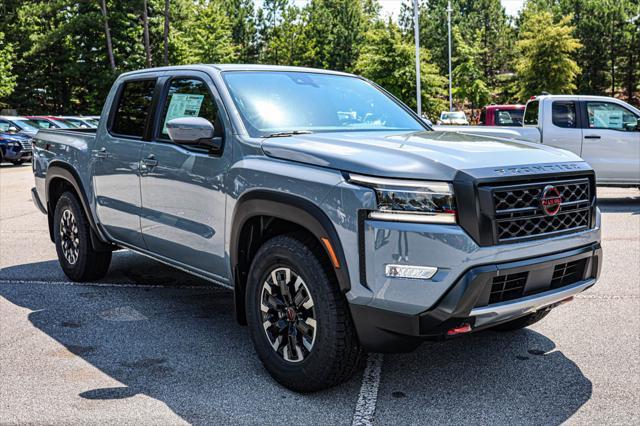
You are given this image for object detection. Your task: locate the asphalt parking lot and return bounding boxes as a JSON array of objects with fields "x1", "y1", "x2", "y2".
[{"x1": 1, "y1": 163, "x2": 639, "y2": 425}]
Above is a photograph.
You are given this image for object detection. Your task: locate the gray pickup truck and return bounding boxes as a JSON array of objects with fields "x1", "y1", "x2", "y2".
[{"x1": 31, "y1": 65, "x2": 602, "y2": 392}]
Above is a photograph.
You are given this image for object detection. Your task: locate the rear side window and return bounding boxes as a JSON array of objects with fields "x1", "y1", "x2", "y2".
[
  {"x1": 495, "y1": 109, "x2": 524, "y2": 126},
  {"x1": 552, "y1": 102, "x2": 577, "y2": 128},
  {"x1": 112, "y1": 79, "x2": 156, "y2": 138},
  {"x1": 523, "y1": 100, "x2": 539, "y2": 125}
]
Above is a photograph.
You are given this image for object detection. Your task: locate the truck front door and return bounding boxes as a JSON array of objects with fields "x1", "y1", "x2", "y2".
[
  {"x1": 581, "y1": 101, "x2": 640, "y2": 185},
  {"x1": 139, "y1": 74, "x2": 230, "y2": 281},
  {"x1": 93, "y1": 77, "x2": 157, "y2": 249}
]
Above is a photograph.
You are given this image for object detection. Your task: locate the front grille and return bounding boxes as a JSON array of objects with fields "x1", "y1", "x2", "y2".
[
  {"x1": 19, "y1": 139, "x2": 32, "y2": 151},
  {"x1": 491, "y1": 178, "x2": 591, "y2": 243},
  {"x1": 489, "y1": 272, "x2": 528, "y2": 304},
  {"x1": 551, "y1": 259, "x2": 587, "y2": 289}
]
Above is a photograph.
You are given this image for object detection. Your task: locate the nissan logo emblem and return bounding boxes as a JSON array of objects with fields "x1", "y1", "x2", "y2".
[{"x1": 540, "y1": 185, "x2": 562, "y2": 216}]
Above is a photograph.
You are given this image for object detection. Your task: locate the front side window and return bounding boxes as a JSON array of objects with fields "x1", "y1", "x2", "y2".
[
  {"x1": 111, "y1": 79, "x2": 156, "y2": 138},
  {"x1": 523, "y1": 100, "x2": 539, "y2": 125},
  {"x1": 552, "y1": 102, "x2": 577, "y2": 128},
  {"x1": 222, "y1": 71, "x2": 424, "y2": 137},
  {"x1": 586, "y1": 102, "x2": 638, "y2": 131},
  {"x1": 159, "y1": 78, "x2": 220, "y2": 139},
  {"x1": 495, "y1": 109, "x2": 524, "y2": 126},
  {"x1": 0, "y1": 120, "x2": 12, "y2": 132}
]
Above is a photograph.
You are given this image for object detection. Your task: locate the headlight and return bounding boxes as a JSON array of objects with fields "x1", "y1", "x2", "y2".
[{"x1": 348, "y1": 174, "x2": 456, "y2": 224}]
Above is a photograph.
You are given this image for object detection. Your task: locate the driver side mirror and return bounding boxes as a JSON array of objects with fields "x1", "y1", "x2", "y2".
[
  {"x1": 166, "y1": 117, "x2": 222, "y2": 151},
  {"x1": 8, "y1": 126, "x2": 18, "y2": 133}
]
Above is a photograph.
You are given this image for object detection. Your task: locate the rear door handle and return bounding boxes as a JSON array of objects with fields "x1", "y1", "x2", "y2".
[
  {"x1": 584, "y1": 135, "x2": 601, "y2": 139},
  {"x1": 95, "y1": 147, "x2": 109, "y2": 158}
]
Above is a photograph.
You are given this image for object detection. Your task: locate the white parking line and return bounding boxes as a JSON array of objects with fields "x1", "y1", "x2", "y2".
[{"x1": 352, "y1": 352, "x2": 384, "y2": 426}]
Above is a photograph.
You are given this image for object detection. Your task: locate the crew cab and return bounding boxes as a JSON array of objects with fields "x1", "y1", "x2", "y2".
[
  {"x1": 31, "y1": 65, "x2": 602, "y2": 392},
  {"x1": 438, "y1": 95, "x2": 640, "y2": 187}
]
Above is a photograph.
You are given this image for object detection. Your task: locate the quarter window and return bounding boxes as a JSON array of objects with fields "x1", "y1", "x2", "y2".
[
  {"x1": 523, "y1": 101, "x2": 539, "y2": 125},
  {"x1": 159, "y1": 78, "x2": 220, "y2": 140},
  {"x1": 111, "y1": 79, "x2": 156, "y2": 138},
  {"x1": 586, "y1": 102, "x2": 638, "y2": 131},
  {"x1": 552, "y1": 102, "x2": 577, "y2": 128}
]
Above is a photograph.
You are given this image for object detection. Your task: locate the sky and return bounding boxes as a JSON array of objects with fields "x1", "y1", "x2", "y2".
[{"x1": 276, "y1": 1, "x2": 526, "y2": 19}]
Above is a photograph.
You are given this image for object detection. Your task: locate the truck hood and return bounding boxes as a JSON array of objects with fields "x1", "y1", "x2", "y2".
[{"x1": 261, "y1": 130, "x2": 584, "y2": 181}]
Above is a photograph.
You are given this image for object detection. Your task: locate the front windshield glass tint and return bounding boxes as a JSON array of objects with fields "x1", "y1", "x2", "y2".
[{"x1": 222, "y1": 71, "x2": 423, "y2": 137}]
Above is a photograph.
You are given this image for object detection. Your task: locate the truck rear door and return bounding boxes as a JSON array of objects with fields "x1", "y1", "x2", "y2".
[
  {"x1": 580, "y1": 100, "x2": 640, "y2": 185},
  {"x1": 138, "y1": 72, "x2": 231, "y2": 280},
  {"x1": 93, "y1": 77, "x2": 157, "y2": 249}
]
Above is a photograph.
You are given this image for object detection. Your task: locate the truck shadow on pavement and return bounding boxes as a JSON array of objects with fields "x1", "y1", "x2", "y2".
[
  {"x1": 597, "y1": 193, "x2": 640, "y2": 214},
  {"x1": 0, "y1": 253, "x2": 592, "y2": 424}
]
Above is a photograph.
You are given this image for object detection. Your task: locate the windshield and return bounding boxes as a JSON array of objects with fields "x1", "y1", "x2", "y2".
[
  {"x1": 222, "y1": 71, "x2": 424, "y2": 137},
  {"x1": 441, "y1": 112, "x2": 466, "y2": 120}
]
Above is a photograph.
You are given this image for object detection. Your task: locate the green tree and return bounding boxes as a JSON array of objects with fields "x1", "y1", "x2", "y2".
[
  {"x1": 0, "y1": 32, "x2": 16, "y2": 99},
  {"x1": 515, "y1": 9, "x2": 581, "y2": 99},
  {"x1": 354, "y1": 21, "x2": 446, "y2": 119},
  {"x1": 222, "y1": 0, "x2": 259, "y2": 63},
  {"x1": 451, "y1": 27, "x2": 491, "y2": 114},
  {"x1": 174, "y1": 0, "x2": 237, "y2": 64}
]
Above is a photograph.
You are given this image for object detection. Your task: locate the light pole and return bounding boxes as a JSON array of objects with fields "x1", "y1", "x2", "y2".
[
  {"x1": 447, "y1": 0, "x2": 453, "y2": 111},
  {"x1": 413, "y1": 0, "x2": 421, "y2": 117}
]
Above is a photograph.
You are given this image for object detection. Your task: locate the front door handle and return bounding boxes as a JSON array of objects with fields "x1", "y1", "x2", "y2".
[
  {"x1": 140, "y1": 154, "x2": 158, "y2": 172},
  {"x1": 584, "y1": 135, "x2": 601, "y2": 139}
]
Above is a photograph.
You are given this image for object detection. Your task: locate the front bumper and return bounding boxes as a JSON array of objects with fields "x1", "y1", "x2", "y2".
[{"x1": 350, "y1": 242, "x2": 602, "y2": 352}]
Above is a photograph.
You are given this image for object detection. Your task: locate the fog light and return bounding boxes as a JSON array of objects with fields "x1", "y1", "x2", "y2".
[{"x1": 384, "y1": 264, "x2": 437, "y2": 280}]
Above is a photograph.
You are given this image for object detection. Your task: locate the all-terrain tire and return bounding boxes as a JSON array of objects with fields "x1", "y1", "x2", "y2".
[
  {"x1": 491, "y1": 309, "x2": 551, "y2": 331},
  {"x1": 246, "y1": 233, "x2": 363, "y2": 392},
  {"x1": 53, "y1": 191, "x2": 112, "y2": 281}
]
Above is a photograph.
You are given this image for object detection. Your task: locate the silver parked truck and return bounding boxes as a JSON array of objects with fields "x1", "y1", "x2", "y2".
[{"x1": 31, "y1": 65, "x2": 602, "y2": 392}]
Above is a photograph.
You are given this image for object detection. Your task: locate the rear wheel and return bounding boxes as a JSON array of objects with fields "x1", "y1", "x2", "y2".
[
  {"x1": 246, "y1": 234, "x2": 362, "y2": 392},
  {"x1": 491, "y1": 309, "x2": 550, "y2": 331},
  {"x1": 53, "y1": 191, "x2": 112, "y2": 281}
]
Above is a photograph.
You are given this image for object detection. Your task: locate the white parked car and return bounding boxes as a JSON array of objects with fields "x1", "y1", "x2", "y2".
[
  {"x1": 435, "y1": 95, "x2": 640, "y2": 187},
  {"x1": 438, "y1": 111, "x2": 469, "y2": 125}
]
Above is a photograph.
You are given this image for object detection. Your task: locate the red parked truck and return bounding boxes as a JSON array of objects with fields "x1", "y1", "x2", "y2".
[{"x1": 479, "y1": 104, "x2": 525, "y2": 126}]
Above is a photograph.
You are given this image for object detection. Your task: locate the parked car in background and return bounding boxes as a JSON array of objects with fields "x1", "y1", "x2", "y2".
[
  {"x1": 0, "y1": 116, "x2": 39, "y2": 137},
  {"x1": 479, "y1": 105, "x2": 525, "y2": 126},
  {"x1": 436, "y1": 95, "x2": 640, "y2": 187},
  {"x1": 437, "y1": 110, "x2": 469, "y2": 125},
  {"x1": 32, "y1": 64, "x2": 602, "y2": 392},
  {"x1": 0, "y1": 130, "x2": 32, "y2": 165},
  {"x1": 57, "y1": 116, "x2": 98, "y2": 129},
  {"x1": 25, "y1": 116, "x2": 73, "y2": 129}
]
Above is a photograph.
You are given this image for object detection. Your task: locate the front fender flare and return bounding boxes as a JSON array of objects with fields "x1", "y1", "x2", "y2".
[{"x1": 230, "y1": 190, "x2": 351, "y2": 322}]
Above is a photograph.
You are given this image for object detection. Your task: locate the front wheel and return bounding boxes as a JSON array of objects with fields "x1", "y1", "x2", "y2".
[
  {"x1": 246, "y1": 234, "x2": 363, "y2": 392},
  {"x1": 53, "y1": 191, "x2": 112, "y2": 281}
]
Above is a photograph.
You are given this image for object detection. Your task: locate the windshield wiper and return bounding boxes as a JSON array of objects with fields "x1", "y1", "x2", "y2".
[{"x1": 263, "y1": 130, "x2": 314, "y2": 138}]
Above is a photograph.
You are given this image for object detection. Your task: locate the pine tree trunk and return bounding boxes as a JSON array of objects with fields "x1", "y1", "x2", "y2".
[
  {"x1": 163, "y1": 0, "x2": 170, "y2": 66},
  {"x1": 143, "y1": 0, "x2": 152, "y2": 68},
  {"x1": 99, "y1": 0, "x2": 116, "y2": 71}
]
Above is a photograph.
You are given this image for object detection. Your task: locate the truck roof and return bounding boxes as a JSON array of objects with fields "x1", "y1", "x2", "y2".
[
  {"x1": 532, "y1": 94, "x2": 630, "y2": 102},
  {"x1": 484, "y1": 104, "x2": 525, "y2": 111},
  {"x1": 119, "y1": 64, "x2": 355, "y2": 78}
]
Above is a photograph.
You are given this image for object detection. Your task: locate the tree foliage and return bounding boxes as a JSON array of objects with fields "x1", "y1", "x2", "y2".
[
  {"x1": 0, "y1": 0, "x2": 637, "y2": 115},
  {"x1": 354, "y1": 21, "x2": 447, "y2": 118},
  {"x1": 515, "y1": 8, "x2": 582, "y2": 99},
  {"x1": 0, "y1": 32, "x2": 16, "y2": 99}
]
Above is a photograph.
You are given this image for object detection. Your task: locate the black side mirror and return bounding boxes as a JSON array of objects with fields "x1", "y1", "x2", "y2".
[{"x1": 166, "y1": 117, "x2": 222, "y2": 151}]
